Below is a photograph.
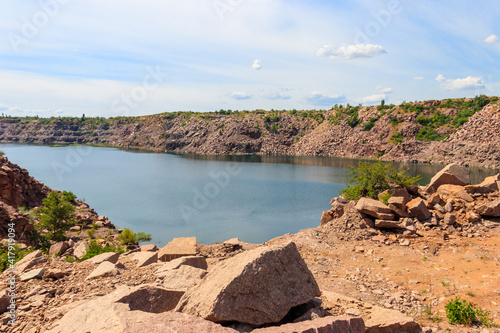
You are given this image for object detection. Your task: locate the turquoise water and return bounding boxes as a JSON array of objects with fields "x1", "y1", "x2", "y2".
[{"x1": 0, "y1": 144, "x2": 496, "y2": 246}]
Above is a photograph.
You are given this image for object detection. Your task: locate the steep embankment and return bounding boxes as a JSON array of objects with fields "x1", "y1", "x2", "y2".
[{"x1": 0, "y1": 97, "x2": 499, "y2": 168}]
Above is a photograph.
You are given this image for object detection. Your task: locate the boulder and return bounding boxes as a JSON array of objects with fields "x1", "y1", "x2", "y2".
[
  {"x1": 130, "y1": 251, "x2": 158, "y2": 268},
  {"x1": 467, "y1": 211, "x2": 481, "y2": 223},
  {"x1": 85, "y1": 261, "x2": 119, "y2": 280},
  {"x1": 156, "y1": 255, "x2": 208, "y2": 272},
  {"x1": 140, "y1": 244, "x2": 158, "y2": 252},
  {"x1": 47, "y1": 285, "x2": 230, "y2": 333},
  {"x1": 49, "y1": 241, "x2": 69, "y2": 257},
  {"x1": 160, "y1": 265, "x2": 208, "y2": 290},
  {"x1": 374, "y1": 220, "x2": 406, "y2": 229},
  {"x1": 354, "y1": 198, "x2": 394, "y2": 220},
  {"x1": 427, "y1": 193, "x2": 444, "y2": 207},
  {"x1": 365, "y1": 305, "x2": 421, "y2": 333},
  {"x1": 46, "y1": 269, "x2": 70, "y2": 280},
  {"x1": 253, "y1": 316, "x2": 365, "y2": 333},
  {"x1": 88, "y1": 252, "x2": 120, "y2": 265},
  {"x1": 175, "y1": 242, "x2": 320, "y2": 326},
  {"x1": 20, "y1": 268, "x2": 45, "y2": 282},
  {"x1": 378, "y1": 188, "x2": 411, "y2": 205},
  {"x1": 436, "y1": 184, "x2": 466, "y2": 199},
  {"x1": 158, "y1": 237, "x2": 198, "y2": 262},
  {"x1": 73, "y1": 242, "x2": 89, "y2": 259},
  {"x1": 479, "y1": 174, "x2": 500, "y2": 191},
  {"x1": 426, "y1": 163, "x2": 470, "y2": 194},
  {"x1": 475, "y1": 199, "x2": 500, "y2": 217},
  {"x1": 406, "y1": 198, "x2": 431, "y2": 221},
  {"x1": 444, "y1": 213, "x2": 457, "y2": 225},
  {"x1": 458, "y1": 189, "x2": 474, "y2": 202},
  {"x1": 69, "y1": 225, "x2": 81, "y2": 232},
  {"x1": 0, "y1": 290, "x2": 10, "y2": 314},
  {"x1": 320, "y1": 209, "x2": 335, "y2": 226},
  {"x1": 15, "y1": 250, "x2": 46, "y2": 273}
]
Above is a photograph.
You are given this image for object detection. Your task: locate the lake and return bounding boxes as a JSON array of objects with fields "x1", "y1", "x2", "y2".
[{"x1": 0, "y1": 144, "x2": 496, "y2": 247}]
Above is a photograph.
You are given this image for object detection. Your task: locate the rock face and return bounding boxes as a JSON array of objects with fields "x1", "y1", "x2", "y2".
[
  {"x1": 426, "y1": 163, "x2": 470, "y2": 193},
  {"x1": 158, "y1": 237, "x2": 198, "y2": 262},
  {"x1": 475, "y1": 199, "x2": 500, "y2": 217},
  {"x1": 175, "y1": 242, "x2": 321, "y2": 326},
  {"x1": 253, "y1": 316, "x2": 365, "y2": 333},
  {"x1": 354, "y1": 198, "x2": 394, "y2": 220}
]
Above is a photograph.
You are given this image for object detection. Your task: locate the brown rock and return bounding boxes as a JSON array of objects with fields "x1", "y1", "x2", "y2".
[
  {"x1": 355, "y1": 198, "x2": 394, "y2": 220},
  {"x1": 73, "y1": 242, "x2": 89, "y2": 259},
  {"x1": 0, "y1": 290, "x2": 10, "y2": 314},
  {"x1": 88, "y1": 252, "x2": 120, "y2": 265},
  {"x1": 427, "y1": 193, "x2": 444, "y2": 207},
  {"x1": 253, "y1": 316, "x2": 365, "y2": 333},
  {"x1": 458, "y1": 189, "x2": 474, "y2": 202},
  {"x1": 387, "y1": 203, "x2": 410, "y2": 218},
  {"x1": 20, "y1": 268, "x2": 45, "y2": 282},
  {"x1": 156, "y1": 256, "x2": 208, "y2": 273},
  {"x1": 158, "y1": 237, "x2": 198, "y2": 262},
  {"x1": 365, "y1": 305, "x2": 421, "y2": 333},
  {"x1": 436, "y1": 184, "x2": 466, "y2": 199},
  {"x1": 426, "y1": 163, "x2": 470, "y2": 194},
  {"x1": 130, "y1": 251, "x2": 158, "y2": 268},
  {"x1": 374, "y1": 220, "x2": 407, "y2": 229},
  {"x1": 406, "y1": 198, "x2": 432, "y2": 221},
  {"x1": 479, "y1": 174, "x2": 500, "y2": 191},
  {"x1": 15, "y1": 250, "x2": 46, "y2": 273},
  {"x1": 379, "y1": 188, "x2": 411, "y2": 205},
  {"x1": 387, "y1": 196, "x2": 407, "y2": 210},
  {"x1": 475, "y1": 199, "x2": 500, "y2": 217},
  {"x1": 46, "y1": 269, "x2": 69, "y2": 280},
  {"x1": 140, "y1": 244, "x2": 158, "y2": 252},
  {"x1": 85, "y1": 261, "x2": 119, "y2": 280},
  {"x1": 467, "y1": 211, "x2": 481, "y2": 223},
  {"x1": 175, "y1": 242, "x2": 320, "y2": 326},
  {"x1": 444, "y1": 213, "x2": 457, "y2": 225},
  {"x1": 69, "y1": 225, "x2": 81, "y2": 232},
  {"x1": 320, "y1": 209, "x2": 334, "y2": 226}
]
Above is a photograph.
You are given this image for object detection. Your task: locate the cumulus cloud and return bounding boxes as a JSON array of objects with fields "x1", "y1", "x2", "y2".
[
  {"x1": 362, "y1": 94, "x2": 386, "y2": 103},
  {"x1": 378, "y1": 87, "x2": 393, "y2": 94},
  {"x1": 316, "y1": 44, "x2": 386, "y2": 61},
  {"x1": 435, "y1": 75, "x2": 485, "y2": 91},
  {"x1": 484, "y1": 34, "x2": 499, "y2": 44},
  {"x1": 229, "y1": 91, "x2": 252, "y2": 100},
  {"x1": 413, "y1": 76, "x2": 424, "y2": 81},
  {"x1": 252, "y1": 59, "x2": 262, "y2": 70},
  {"x1": 306, "y1": 92, "x2": 346, "y2": 106}
]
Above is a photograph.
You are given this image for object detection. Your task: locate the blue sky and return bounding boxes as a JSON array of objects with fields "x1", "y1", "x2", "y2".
[{"x1": 1, "y1": 0, "x2": 499, "y2": 117}]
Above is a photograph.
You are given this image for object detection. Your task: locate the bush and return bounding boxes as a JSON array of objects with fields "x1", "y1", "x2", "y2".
[
  {"x1": 118, "y1": 228, "x2": 152, "y2": 245},
  {"x1": 445, "y1": 297, "x2": 477, "y2": 326},
  {"x1": 0, "y1": 244, "x2": 32, "y2": 273},
  {"x1": 79, "y1": 240, "x2": 124, "y2": 261},
  {"x1": 390, "y1": 132, "x2": 403, "y2": 144},
  {"x1": 339, "y1": 161, "x2": 421, "y2": 200},
  {"x1": 36, "y1": 191, "x2": 76, "y2": 241}
]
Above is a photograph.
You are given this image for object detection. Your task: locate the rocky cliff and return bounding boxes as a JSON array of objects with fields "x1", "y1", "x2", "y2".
[{"x1": 0, "y1": 97, "x2": 499, "y2": 168}]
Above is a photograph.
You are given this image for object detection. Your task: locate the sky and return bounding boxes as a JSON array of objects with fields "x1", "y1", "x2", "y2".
[{"x1": 1, "y1": 0, "x2": 500, "y2": 118}]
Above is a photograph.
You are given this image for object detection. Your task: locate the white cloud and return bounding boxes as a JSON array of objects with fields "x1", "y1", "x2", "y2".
[
  {"x1": 228, "y1": 91, "x2": 252, "y2": 100},
  {"x1": 484, "y1": 34, "x2": 499, "y2": 44},
  {"x1": 378, "y1": 87, "x2": 393, "y2": 94},
  {"x1": 435, "y1": 74, "x2": 446, "y2": 82},
  {"x1": 413, "y1": 76, "x2": 424, "y2": 81},
  {"x1": 316, "y1": 44, "x2": 386, "y2": 61},
  {"x1": 305, "y1": 92, "x2": 346, "y2": 106},
  {"x1": 265, "y1": 92, "x2": 291, "y2": 100},
  {"x1": 435, "y1": 75, "x2": 485, "y2": 91},
  {"x1": 362, "y1": 94, "x2": 386, "y2": 103},
  {"x1": 252, "y1": 59, "x2": 262, "y2": 70}
]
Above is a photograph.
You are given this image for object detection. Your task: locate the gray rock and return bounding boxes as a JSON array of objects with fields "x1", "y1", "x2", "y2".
[
  {"x1": 20, "y1": 268, "x2": 45, "y2": 282},
  {"x1": 444, "y1": 213, "x2": 457, "y2": 225},
  {"x1": 175, "y1": 242, "x2": 320, "y2": 326},
  {"x1": 73, "y1": 242, "x2": 89, "y2": 259}
]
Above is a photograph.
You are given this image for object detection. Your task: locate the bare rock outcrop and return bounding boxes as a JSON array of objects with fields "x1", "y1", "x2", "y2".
[{"x1": 175, "y1": 242, "x2": 320, "y2": 326}]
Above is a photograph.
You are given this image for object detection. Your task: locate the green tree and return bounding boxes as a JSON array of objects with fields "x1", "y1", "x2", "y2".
[
  {"x1": 36, "y1": 191, "x2": 76, "y2": 241},
  {"x1": 339, "y1": 161, "x2": 421, "y2": 200}
]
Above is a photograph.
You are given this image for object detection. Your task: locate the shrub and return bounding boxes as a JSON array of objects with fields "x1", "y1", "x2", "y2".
[
  {"x1": 0, "y1": 244, "x2": 33, "y2": 273},
  {"x1": 445, "y1": 297, "x2": 477, "y2": 326},
  {"x1": 117, "y1": 228, "x2": 152, "y2": 245},
  {"x1": 79, "y1": 240, "x2": 124, "y2": 261},
  {"x1": 339, "y1": 161, "x2": 421, "y2": 200},
  {"x1": 36, "y1": 191, "x2": 76, "y2": 241},
  {"x1": 390, "y1": 132, "x2": 403, "y2": 144}
]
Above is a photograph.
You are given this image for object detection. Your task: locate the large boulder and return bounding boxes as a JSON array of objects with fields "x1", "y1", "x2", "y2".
[
  {"x1": 87, "y1": 252, "x2": 120, "y2": 265},
  {"x1": 354, "y1": 198, "x2": 394, "y2": 220},
  {"x1": 49, "y1": 241, "x2": 69, "y2": 257},
  {"x1": 85, "y1": 261, "x2": 119, "y2": 280},
  {"x1": 130, "y1": 251, "x2": 158, "y2": 268},
  {"x1": 156, "y1": 255, "x2": 208, "y2": 272},
  {"x1": 175, "y1": 242, "x2": 320, "y2": 326},
  {"x1": 73, "y1": 241, "x2": 89, "y2": 259},
  {"x1": 158, "y1": 237, "x2": 198, "y2": 262},
  {"x1": 160, "y1": 265, "x2": 208, "y2": 290},
  {"x1": 475, "y1": 199, "x2": 500, "y2": 217},
  {"x1": 253, "y1": 316, "x2": 365, "y2": 333},
  {"x1": 426, "y1": 163, "x2": 470, "y2": 194},
  {"x1": 15, "y1": 250, "x2": 46, "y2": 273},
  {"x1": 47, "y1": 285, "x2": 231, "y2": 333}
]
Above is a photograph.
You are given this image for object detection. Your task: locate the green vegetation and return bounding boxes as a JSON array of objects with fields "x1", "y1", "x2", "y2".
[
  {"x1": 328, "y1": 104, "x2": 360, "y2": 128},
  {"x1": 390, "y1": 132, "x2": 403, "y2": 144},
  {"x1": 361, "y1": 116, "x2": 380, "y2": 131},
  {"x1": 118, "y1": 228, "x2": 152, "y2": 245},
  {"x1": 339, "y1": 161, "x2": 421, "y2": 200},
  {"x1": 445, "y1": 296, "x2": 497, "y2": 327},
  {"x1": 36, "y1": 191, "x2": 77, "y2": 241},
  {"x1": 79, "y1": 240, "x2": 125, "y2": 261},
  {"x1": 0, "y1": 244, "x2": 32, "y2": 273}
]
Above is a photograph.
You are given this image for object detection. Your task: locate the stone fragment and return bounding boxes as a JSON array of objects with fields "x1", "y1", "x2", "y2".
[
  {"x1": 130, "y1": 251, "x2": 158, "y2": 268},
  {"x1": 372, "y1": 235, "x2": 387, "y2": 243},
  {"x1": 445, "y1": 201, "x2": 454, "y2": 213},
  {"x1": 158, "y1": 237, "x2": 198, "y2": 262},
  {"x1": 379, "y1": 188, "x2": 411, "y2": 206},
  {"x1": 156, "y1": 256, "x2": 208, "y2": 276},
  {"x1": 69, "y1": 225, "x2": 81, "y2": 232},
  {"x1": 20, "y1": 268, "x2": 45, "y2": 282},
  {"x1": 434, "y1": 204, "x2": 446, "y2": 214},
  {"x1": 253, "y1": 316, "x2": 365, "y2": 333},
  {"x1": 426, "y1": 163, "x2": 470, "y2": 194},
  {"x1": 49, "y1": 242, "x2": 69, "y2": 257},
  {"x1": 458, "y1": 190, "x2": 474, "y2": 202},
  {"x1": 365, "y1": 305, "x2": 421, "y2": 333},
  {"x1": 374, "y1": 220, "x2": 406, "y2": 229},
  {"x1": 175, "y1": 242, "x2": 320, "y2": 326},
  {"x1": 161, "y1": 266, "x2": 208, "y2": 290},
  {"x1": 436, "y1": 184, "x2": 466, "y2": 199},
  {"x1": 427, "y1": 193, "x2": 444, "y2": 207},
  {"x1": 85, "y1": 261, "x2": 119, "y2": 280},
  {"x1": 320, "y1": 209, "x2": 334, "y2": 226},
  {"x1": 46, "y1": 269, "x2": 69, "y2": 280},
  {"x1": 475, "y1": 199, "x2": 500, "y2": 217},
  {"x1": 388, "y1": 203, "x2": 410, "y2": 218},
  {"x1": 406, "y1": 198, "x2": 431, "y2": 221},
  {"x1": 0, "y1": 290, "x2": 10, "y2": 314},
  {"x1": 355, "y1": 198, "x2": 394, "y2": 220},
  {"x1": 73, "y1": 242, "x2": 89, "y2": 259},
  {"x1": 387, "y1": 196, "x2": 406, "y2": 210},
  {"x1": 479, "y1": 174, "x2": 500, "y2": 191},
  {"x1": 140, "y1": 244, "x2": 158, "y2": 252},
  {"x1": 467, "y1": 211, "x2": 481, "y2": 223},
  {"x1": 15, "y1": 250, "x2": 46, "y2": 273},
  {"x1": 444, "y1": 213, "x2": 456, "y2": 225},
  {"x1": 88, "y1": 252, "x2": 120, "y2": 265}
]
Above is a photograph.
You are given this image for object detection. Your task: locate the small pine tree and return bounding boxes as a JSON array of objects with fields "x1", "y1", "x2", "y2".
[{"x1": 36, "y1": 191, "x2": 76, "y2": 241}]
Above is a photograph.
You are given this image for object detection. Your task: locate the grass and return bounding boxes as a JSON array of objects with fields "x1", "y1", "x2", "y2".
[{"x1": 445, "y1": 296, "x2": 497, "y2": 327}]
